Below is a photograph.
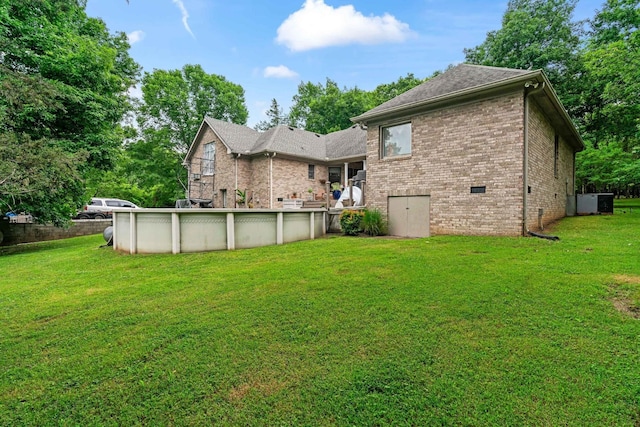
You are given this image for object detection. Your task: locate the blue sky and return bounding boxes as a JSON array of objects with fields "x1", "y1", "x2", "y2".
[{"x1": 86, "y1": 0, "x2": 604, "y2": 127}]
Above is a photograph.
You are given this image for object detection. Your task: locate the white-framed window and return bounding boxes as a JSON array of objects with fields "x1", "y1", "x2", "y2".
[
  {"x1": 308, "y1": 164, "x2": 315, "y2": 180},
  {"x1": 202, "y1": 142, "x2": 215, "y2": 175},
  {"x1": 381, "y1": 122, "x2": 411, "y2": 158}
]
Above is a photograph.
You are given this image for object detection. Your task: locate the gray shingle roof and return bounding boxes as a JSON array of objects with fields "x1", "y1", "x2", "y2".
[
  {"x1": 354, "y1": 64, "x2": 533, "y2": 122},
  {"x1": 194, "y1": 119, "x2": 366, "y2": 161},
  {"x1": 252, "y1": 125, "x2": 327, "y2": 159},
  {"x1": 203, "y1": 117, "x2": 260, "y2": 153},
  {"x1": 325, "y1": 125, "x2": 367, "y2": 159}
]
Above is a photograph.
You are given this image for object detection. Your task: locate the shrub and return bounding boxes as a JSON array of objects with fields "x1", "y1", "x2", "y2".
[
  {"x1": 362, "y1": 208, "x2": 387, "y2": 236},
  {"x1": 339, "y1": 209, "x2": 364, "y2": 235}
]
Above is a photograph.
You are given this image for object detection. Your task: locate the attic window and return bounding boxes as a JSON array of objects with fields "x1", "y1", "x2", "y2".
[{"x1": 381, "y1": 122, "x2": 411, "y2": 158}]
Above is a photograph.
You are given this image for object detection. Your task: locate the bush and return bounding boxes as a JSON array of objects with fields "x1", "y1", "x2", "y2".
[
  {"x1": 362, "y1": 208, "x2": 387, "y2": 236},
  {"x1": 339, "y1": 209, "x2": 364, "y2": 235}
]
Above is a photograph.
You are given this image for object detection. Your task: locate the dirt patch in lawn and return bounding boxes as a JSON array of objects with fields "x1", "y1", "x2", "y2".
[
  {"x1": 609, "y1": 275, "x2": 640, "y2": 319},
  {"x1": 228, "y1": 379, "x2": 286, "y2": 402}
]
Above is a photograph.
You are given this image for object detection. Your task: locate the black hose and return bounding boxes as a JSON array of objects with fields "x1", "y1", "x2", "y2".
[{"x1": 528, "y1": 230, "x2": 560, "y2": 241}]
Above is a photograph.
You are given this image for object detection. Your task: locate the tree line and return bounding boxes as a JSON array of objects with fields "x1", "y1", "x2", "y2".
[{"x1": 1, "y1": 0, "x2": 637, "y2": 226}]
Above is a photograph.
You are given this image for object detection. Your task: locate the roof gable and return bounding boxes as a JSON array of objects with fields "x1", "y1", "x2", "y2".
[{"x1": 203, "y1": 117, "x2": 260, "y2": 153}]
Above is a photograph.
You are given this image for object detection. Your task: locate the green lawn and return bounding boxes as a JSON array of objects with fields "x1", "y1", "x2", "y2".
[{"x1": 1, "y1": 204, "x2": 639, "y2": 426}]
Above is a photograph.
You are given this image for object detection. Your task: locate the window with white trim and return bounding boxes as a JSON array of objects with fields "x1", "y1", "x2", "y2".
[
  {"x1": 381, "y1": 122, "x2": 411, "y2": 158},
  {"x1": 202, "y1": 142, "x2": 215, "y2": 175}
]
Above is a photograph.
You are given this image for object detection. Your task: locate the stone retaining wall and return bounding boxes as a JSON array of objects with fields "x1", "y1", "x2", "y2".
[{"x1": 0, "y1": 219, "x2": 112, "y2": 246}]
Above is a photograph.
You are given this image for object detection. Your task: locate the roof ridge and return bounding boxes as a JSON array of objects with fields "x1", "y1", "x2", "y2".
[{"x1": 458, "y1": 63, "x2": 531, "y2": 73}]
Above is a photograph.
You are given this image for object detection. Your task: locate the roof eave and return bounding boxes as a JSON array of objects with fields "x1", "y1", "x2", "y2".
[
  {"x1": 535, "y1": 73, "x2": 585, "y2": 151},
  {"x1": 183, "y1": 119, "x2": 209, "y2": 165},
  {"x1": 326, "y1": 154, "x2": 366, "y2": 163}
]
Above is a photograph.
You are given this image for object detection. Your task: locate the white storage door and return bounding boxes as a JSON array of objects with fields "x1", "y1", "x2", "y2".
[{"x1": 388, "y1": 196, "x2": 430, "y2": 238}]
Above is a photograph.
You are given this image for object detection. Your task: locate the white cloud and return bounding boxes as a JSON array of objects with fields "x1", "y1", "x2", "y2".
[
  {"x1": 172, "y1": 0, "x2": 195, "y2": 39},
  {"x1": 276, "y1": 0, "x2": 413, "y2": 52},
  {"x1": 127, "y1": 30, "x2": 145, "y2": 45},
  {"x1": 263, "y1": 65, "x2": 299, "y2": 79}
]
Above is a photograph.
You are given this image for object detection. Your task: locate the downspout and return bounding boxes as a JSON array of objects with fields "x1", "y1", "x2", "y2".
[
  {"x1": 344, "y1": 162, "x2": 349, "y2": 188},
  {"x1": 235, "y1": 154, "x2": 239, "y2": 195},
  {"x1": 185, "y1": 162, "x2": 191, "y2": 199},
  {"x1": 522, "y1": 81, "x2": 545, "y2": 235}
]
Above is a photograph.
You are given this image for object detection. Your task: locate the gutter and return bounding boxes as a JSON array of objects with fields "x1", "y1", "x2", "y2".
[{"x1": 523, "y1": 81, "x2": 546, "y2": 235}]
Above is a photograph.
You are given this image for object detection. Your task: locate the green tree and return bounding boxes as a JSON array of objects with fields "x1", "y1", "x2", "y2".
[
  {"x1": 289, "y1": 79, "x2": 372, "y2": 134},
  {"x1": 464, "y1": 0, "x2": 583, "y2": 112},
  {"x1": 138, "y1": 64, "x2": 248, "y2": 154},
  {"x1": 0, "y1": 0, "x2": 139, "y2": 223},
  {"x1": 289, "y1": 74, "x2": 425, "y2": 134},
  {"x1": 575, "y1": 0, "x2": 640, "y2": 195},
  {"x1": 0, "y1": 133, "x2": 86, "y2": 226},
  {"x1": 370, "y1": 73, "x2": 425, "y2": 106},
  {"x1": 254, "y1": 98, "x2": 289, "y2": 131},
  {"x1": 576, "y1": 140, "x2": 640, "y2": 196},
  {"x1": 582, "y1": 0, "x2": 639, "y2": 150},
  {"x1": 86, "y1": 136, "x2": 185, "y2": 208},
  {"x1": 124, "y1": 65, "x2": 248, "y2": 206}
]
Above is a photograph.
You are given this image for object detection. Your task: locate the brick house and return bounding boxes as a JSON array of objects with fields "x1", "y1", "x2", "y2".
[
  {"x1": 183, "y1": 118, "x2": 366, "y2": 208},
  {"x1": 351, "y1": 64, "x2": 584, "y2": 237}
]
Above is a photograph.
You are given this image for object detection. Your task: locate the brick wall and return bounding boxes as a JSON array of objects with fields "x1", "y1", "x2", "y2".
[
  {"x1": 270, "y1": 157, "x2": 328, "y2": 208},
  {"x1": 249, "y1": 155, "x2": 270, "y2": 208},
  {"x1": 187, "y1": 126, "x2": 255, "y2": 208},
  {"x1": 366, "y1": 92, "x2": 526, "y2": 236},
  {"x1": 187, "y1": 126, "x2": 331, "y2": 209},
  {"x1": 187, "y1": 126, "x2": 217, "y2": 202},
  {"x1": 526, "y1": 99, "x2": 575, "y2": 230}
]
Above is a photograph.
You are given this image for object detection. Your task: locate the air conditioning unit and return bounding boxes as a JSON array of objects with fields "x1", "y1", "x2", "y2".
[
  {"x1": 577, "y1": 193, "x2": 614, "y2": 215},
  {"x1": 191, "y1": 173, "x2": 201, "y2": 181}
]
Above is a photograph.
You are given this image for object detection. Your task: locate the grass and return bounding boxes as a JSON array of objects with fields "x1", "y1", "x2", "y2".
[{"x1": 1, "y1": 202, "x2": 639, "y2": 426}]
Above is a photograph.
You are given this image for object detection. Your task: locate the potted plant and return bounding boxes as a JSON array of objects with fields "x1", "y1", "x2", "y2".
[
  {"x1": 331, "y1": 182, "x2": 342, "y2": 200},
  {"x1": 236, "y1": 189, "x2": 246, "y2": 207}
]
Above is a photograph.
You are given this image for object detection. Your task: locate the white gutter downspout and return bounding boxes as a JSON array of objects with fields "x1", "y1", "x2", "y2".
[
  {"x1": 344, "y1": 162, "x2": 349, "y2": 188},
  {"x1": 523, "y1": 81, "x2": 545, "y2": 235},
  {"x1": 235, "y1": 154, "x2": 239, "y2": 194},
  {"x1": 186, "y1": 163, "x2": 191, "y2": 199}
]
